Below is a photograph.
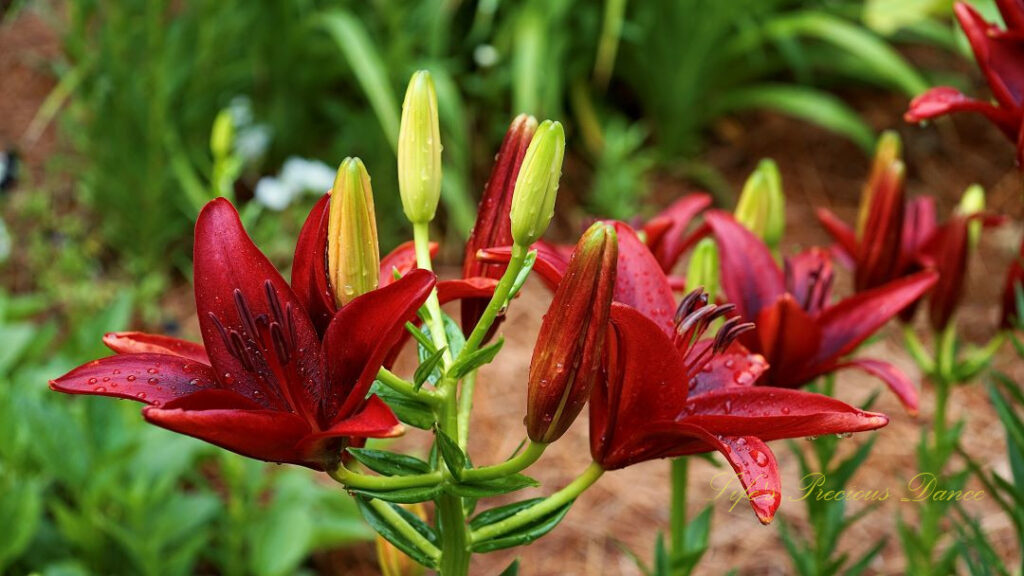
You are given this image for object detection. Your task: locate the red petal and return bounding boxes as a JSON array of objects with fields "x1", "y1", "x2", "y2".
[
  {"x1": 642, "y1": 193, "x2": 712, "y2": 272},
  {"x1": 905, "y1": 87, "x2": 1018, "y2": 139},
  {"x1": 814, "y1": 270, "x2": 937, "y2": 365},
  {"x1": 323, "y1": 269, "x2": 435, "y2": 424},
  {"x1": 291, "y1": 193, "x2": 336, "y2": 334},
  {"x1": 815, "y1": 208, "x2": 859, "y2": 262},
  {"x1": 829, "y1": 358, "x2": 919, "y2": 415},
  {"x1": 195, "y1": 198, "x2": 326, "y2": 419},
  {"x1": 996, "y1": 0, "x2": 1024, "y2": 32},
  {"x1": 103, "y1": 332, "x2": 210, "y2": 364},
  {"x1": 611, "y1": 222, "x2": 677, "y2": 334},
  {"x1": 855, "y1": 163, "x2": 906, "y2": 292},
  {"x1": 476, "y1": 242, "x2": 569, "y2": 292},
  {"x1": 437, "y1": 278, "x2": 499, "y2": 304},
  {"x1": 50, "y1": 353, "x2": 216, "y2": 407},
  {"x1": 689, "y1": 342, "x2": 768, "y2": 396},
  {"x1": 955, "y1": 2, "x2": 1024, "y2": 112},
  {"x1": 705, "y1": 211, "x2": 785, "y2": 323},
  {"x1": 379, "y1": 241, "x2": 438, "y2": 287},
  {"x1": 901, "y1": 196, "x2": 938, "y2": 270},
  {"x1": 755, "y1": 296, "x2": 821, "y2": 385},
  {"x1": 783, "y1": 249, "x2": 834, "y2": 315},
  {"x1": 295, "y1": 394, "x2": 404, "y2": 461},
  {"x1": 680, "y1": 387, "x2": 889, "y2": 440},
  {"x1": 143, "y1": 391, "x2": 314, "y2": 466}
]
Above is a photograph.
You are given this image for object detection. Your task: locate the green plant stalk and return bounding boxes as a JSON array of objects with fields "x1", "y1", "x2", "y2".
[
  {"x1": 436, "y1": 379, "x2": 471, "y2": 575},
  {"x1": 329, "y1": 464, "x2": 442, "y2": 491},
  {"x1": 471, "y1": 462, "x2": 604, "y2": 543},
  {"x1": 413, "y1": 222, "x2": 453, "y2": 366},
  {"x1": 457, "y1": 243, "x2": 530, "y2": 362},
  {"x1": 377, "y1": 366, "x2": 441, "y2": 405},
  {"x1": 669, "y1": 456, "x2": 688, "y2": 572},
  {"x1": 457, "y1": 370, "x2": 476, "y2": 449},
  {"x1": 369, "y1": 498, "x2": 442, "y2": 564},
  {"x1": 461, "y1": 442, "x2": 547, "y2": 482}
]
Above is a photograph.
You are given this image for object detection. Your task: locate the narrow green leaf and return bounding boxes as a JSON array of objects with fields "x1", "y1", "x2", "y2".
[
  {"x1": 435, "y1": 426, "x2": 467, "y2": 480},
  {"x1": 470, "y1": 501, "x2": 574, "y2": 553},
  {"x1": 469, "y1": 498, "x2": 545, "y2": 530},
  {"x1": 349, "y1": 485, "x2": 442, "y2": 505},
  {"x1": 354, "y1": 497, "x2": 437, "y2": 568},
  {"x1": 448, "y1": 338, "x2": 504, "y2": 380},
  {"x1": 370, "y1": 382, "x2": 436, "y2": 430},
  {"x1": 448, "y1": 474, "x2": 539, "y2": 498},
  {"x1": 346, "y1": 448, "x2": 432, "y2": 477},
  {"x1": 414, "y1": 346, "x2": 446, "y2": 391},
  {"x1": 499, "y1": 559, "x2": 521, "y2": 576}
]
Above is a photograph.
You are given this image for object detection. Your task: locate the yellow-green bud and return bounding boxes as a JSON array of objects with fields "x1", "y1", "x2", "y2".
[
  {"x1": 210, "y1": 109, "x2": 234, "y2": 159},
  {"x1": 957, "y1": 184, "x2": 986, "y2": 249},
  {"x1": 686, "y1": 238, "x2": 720, "y2": 302},
  {"x1": 509, "y1": 120, "x2": 565, "y2": 246},
  {"x1": 397, "y1": 70, "x2": 442, "y2": 224},
  {"x1": 735, "y1": 158, "x2": 785, "y2": 248},
  {"x1": 857, "y1": 130, "x2": 902, "y2": 238},
  {"x1": 328, "y1": 157, "x2": 380, "y2": 306}
]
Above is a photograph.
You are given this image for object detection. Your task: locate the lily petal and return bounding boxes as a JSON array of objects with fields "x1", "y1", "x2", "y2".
[
  {"x1": 829, "y1": 358, "x2": 919, "y2": 415},
  {"x1": 103, "y1": 332, "x2": 210, "y2": 364},
  {"x1": 323, "y1": 269, "x2": 435, "y2": 425},
  {"x1": 195, "y1": 198, "x2": 326, "y2": 418},
  {"x1": 476, "y1": 242, "x2": 569, "y2": 291},
  {"x1": 642, "y1": 194, "x2": 712, "y2": 272},
  {"x1": 295, "y1": 395, "x2": 404, "y2": 462},
  {"x1": 379, "y1": 241, "x2": 438, "y2": 287},
  {"x1": 815, "y1": 208, "x2": 859, "y2": 262},
  {"x1": 705, "y1": 211, "x2": 785, "y2": 323},
  {"x1": 292, "y1": 193, "x2": 335, "y2": 333},
  {"x1": 814, "y1": 270, "x2": 938, "y2": 365},
  {"x1": 50, "y1": 353, "x2": 216, "y2": 407},
  {"x1": 689, "y1": 342, "x2": 768, "y2": 396},
  {"x1": 437, "y1": 278, "x2": 499, "y2": 304},
  {"x1": 905, "y1": 87, "x2": 1019, "y2": 139},
  {"x1": 955, "y1": 2, "x2": 1024, "y2": 112},
  {"x1": 611, "y1": 222, "x2": 678, "y2": 334},
  {"x1": 755, "y1": 296, "x2": 821, "y2": 384}
]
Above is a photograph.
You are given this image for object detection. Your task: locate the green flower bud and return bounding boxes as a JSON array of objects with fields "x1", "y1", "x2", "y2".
[
  {"x1": 735, "y1": 158, "x2": 785, "y2": 248},
  {"x1": 509, "y1": 120, "x2": 565, "y2": 246},
  {"x1": 957, "y1": 184, "x2": 986, "y2": 249},
  {"x1": 686, "y1": 238, "x2": 720, "y2": 302},
  {"x1": 210, "y1": 109, "x2": 234, "y2": 159},
  {"x1": 328, "y1": 157, "x2": 380, "y2": 306},
  {"x1": 398, "y1": 70, "x2": 442, "y2": 224}
]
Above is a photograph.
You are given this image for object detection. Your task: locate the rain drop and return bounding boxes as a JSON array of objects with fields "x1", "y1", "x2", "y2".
[
  {"x1": 87, "y1": 377, "x2": 98, "y2": 384},
  {"x1": 136, "y1": 392, "x2": 147, "y2": 399},
  {"x1": 835, "y1": 432, "x2": 853, "y2": 439},
  {"x1": 126, "y1": 375, "x2": 137, "y2": 382},
  {"x1": 148, "y1": 377, "x2": 159, "y2": 385},
  {"x1": 751, "y1": 449, "x2": 769, "y2": 467},
  {"x1": 147, "y1": 368, "x2": 158, "y2": 374},
  {"x1": 94, "y1": 386, "x2": 107, "y2": 392}
]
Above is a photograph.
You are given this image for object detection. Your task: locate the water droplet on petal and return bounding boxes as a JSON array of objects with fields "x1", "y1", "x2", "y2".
[{"x1": 126, "y1": 375, "x2": 136, "y2": 382}]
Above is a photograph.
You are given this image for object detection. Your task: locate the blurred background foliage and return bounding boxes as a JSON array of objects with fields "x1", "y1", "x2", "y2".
[{"x1": 0, "y1": 0, "x2": 1010, "y2": 573}]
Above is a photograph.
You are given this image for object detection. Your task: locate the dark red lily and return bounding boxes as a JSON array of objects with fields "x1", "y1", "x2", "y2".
[
  {"x1": 706, "y1": 211, "x2": 938, "y2": 413},
  {"x1": 591, "y1": 290, "x2": 890, "y2": 524},
  {"x1": 292, "y1": 193, "x2": 498, "y2": 337},
  {"x1": 641, "y1": 193, "x2": 713, "y2": 277},
  {"x1": 1001, "y1": 235, "x2": 1024, "y2": 329},
  {"x1": 905, "y1": 1, "x2": 1024, "y2": 165},
  {"x1": 52, "y1": 199, "x2": 434, "y2": 470},
  {"x1": 461, "y1": 114, "x2": 537, "y2": 333}
]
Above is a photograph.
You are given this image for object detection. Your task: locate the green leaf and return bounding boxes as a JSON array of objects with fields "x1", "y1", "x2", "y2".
[
  {"x1": 414, "y1": 346, "x2": 446, "y2": 391},
  {"x1": 435, "y1": 426, "x2": 467, "y2": 480},
  {"x1": 710, "y1": 83, "x2": 875, "y2": 152},
  {"x1": 370, "y1": 381, "x2": 436, "y2": 430},
  {"x1": 0, "y1": 476, "x2": 42, "y2": 571},
  {"x1": 469, "y1": 498, "x2": 545, "y2": 530},
  {"x1": 349, "y1": 485, "x2": 443, "y2": 504},
  {"x1": 407, "y1": 322, "x2": 437, "y2": 354},
  {"x1": 844, "y1": 537, "x2": 887, "y2": 576},
  {"x1": 448, "y1": 337, "x2": 504, "y2": 380},
  {"x1": 347, "y1": 448, "x2": 432, "y2": 477},
  {"x1": 354, "y1": 497, "x2": 438, "y2": 569},
  {"x1": 499, "y1": 559, "x2": 521, "y2": 576},
  {"x1": 448, "y1": 474, "x2": 539, "y2": 498},
  {"x1": 249, "y1": 503, "x2": 315, "y2": 576},
  {"x1": 507, "y1": 250, "x2": 538, "y2": 302},
  {"x1": 471, "y1": 500, "x2": 574, "y2": 553}
]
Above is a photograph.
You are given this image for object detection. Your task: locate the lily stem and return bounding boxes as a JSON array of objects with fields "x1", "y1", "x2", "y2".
[
  {"x1": 436, "y1": 375, "x2": 471, "y2": 575},
  {"x1": 329, "y1": 463, "x2": 442, "y2": 491},
  {"x1": 461, "y1": 441, "x2": 547, "y2": 482},
  {"x1": 457, "y1": 371, "x2": 476, "y2": 449},
  {"x1": 377, "y1": 366, "x2": 441, "y2": 405},
  {"x1": 669, "y1": 457, "x2": 688, "y2": 568},
  {"x1": 368, "y1": 498, "x2": 442, "y2": 564},
  {"x1": 471, "y1": 461, "x2": 604, "y2": 543},
  {"x1": 456, "y1": 243, "x2": 529, "y2": 363},
  {"x1": 413, "y1": 221, "x2": 452, "y2": 366}
]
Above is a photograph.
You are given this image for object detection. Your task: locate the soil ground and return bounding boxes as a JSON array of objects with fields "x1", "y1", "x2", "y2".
[{"x1": 2, "y1": 8, "x2": 1022, "y2": 576}]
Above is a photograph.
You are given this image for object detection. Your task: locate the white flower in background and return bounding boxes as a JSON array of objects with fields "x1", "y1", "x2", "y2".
[
  {"x1": 227, "y1": 96, "x2": 272, "y2": 163},
  {"x1": 0, "y1": 217, "x2": 11, "y2": 263},
  {"x1": 254, "y1": 156, "x2": 336, "y2": 211}
]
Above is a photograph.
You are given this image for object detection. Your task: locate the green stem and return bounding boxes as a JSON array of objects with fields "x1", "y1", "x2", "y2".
[
  {"x1": 456, "y1": 243, "x2": 529, "y2": 363},
  {"x1": 329, "y1": 463, "x2": 442, "y2": 491},
  {"x1": 435, "y1": 379, "x2": 470, "y2": 575},
  {"x1": 377, "y1": 366, "x2": 441, "y2": 405},
  {"x1": 936, "y1": 323, "x2": 957, "y2": 383},
  {"x1": 368, "y1": 498, "x2": 442, "y2": 564},
  {"x1": 413, "y1": 222, "x2": 452, "y2": 366},
  {"x1": 471, "y1": 462, "x2": 604, "y2": 543},
  {"x1": 457, "y1": 371, "x2": 477, "y2": 449},
  {"x1": 669, "y1": 457, "x2": 688, "y2": 566},
  {"x1": 461, "y1": 442, "x2": 547, "y2": 482}
]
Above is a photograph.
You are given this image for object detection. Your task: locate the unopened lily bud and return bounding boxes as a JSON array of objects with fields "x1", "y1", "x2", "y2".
[
  {"x1": 957, "y1": 184, "x2": 986, "y2": 249},
  {"x1": 686, "y1": 238, "x2": 720, "y2": 302},
  {"x1": 527, "y1": 222, "x2": 617, "y2": 443},
  {"x1": 328, "y1": 157, "x2": 380, "y2": 306},
  {"x1": 735, "y1": 159, "x2": 785, "y2": 248},
  {"x1": 858, "y1": 131, "x2": 902, "y2": 237},
  {"x1": 398, "y1": 70, "x2": 442, "y2": 224},
  {"x1": 210, "y1": 109, "x2": 234, "y2": 159},
  {"x1": 855, "y1": 159, "x2": 905, "y2": 292},
  {"x1": 375, "y1": 503, "x2": 427, "y2": 576},
  {"x1": 509, "y1": 120, "x2": 565, "y2": 246}
]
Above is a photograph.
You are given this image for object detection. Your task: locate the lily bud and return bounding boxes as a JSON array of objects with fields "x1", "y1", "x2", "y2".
[
  {"x1": 686, "y1": 238, "x2": 720, "y2": 301},
  {"x1": 398, "y1": 70, "x2": 442, "y2": 224},
  {"x1": 855, "y1": 159, "x2": 905, "y2": 292},
  {"x1": 527, "y1": 222, "x2": 617, "y2": 443},
  {"x1": 858, "y1": 131, "x2": 902, "y2": 237},
  {"x1": 375, "y1": 503, "x2": 427, "y2": 576},
  {"x1": 509, "y1": 120, "x2": 565, "y2": 247},
  {"x1": 210, "y1": 109, "x2": 234, "y2": 159},
  {"x1": 328, "y1": 157, "x2": 380, "y2": 306},
  {"x1": 734, "y1": 159, "x2": 785, "y2": 248},
  {"x1": 957, "y1": 184, "x2": 986, "y2": 249}
]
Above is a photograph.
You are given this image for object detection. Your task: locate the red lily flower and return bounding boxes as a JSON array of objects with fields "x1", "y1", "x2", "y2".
[
  {"x1": 591, "y1": 290, "x2": 890, "y2": 523},
  {"x1": 51, "y1": 199, "x2": 434, "y2": 470},
  {"x1": 292, "y1": 193, "x2": 498, "y2": 336},
  {"x1": 1001, "y1": 234, "x2": 1024, "y2": 329},
  {"x1": 706, "y1": 211, "x2": 938, "y2": 413},
  {"x1": 462, "y1": 114, "x2": 537, "y2": 333},
  {"x1": 641, "y1": 193, "x2": 713, "y2": 276},
  {"x1": 905, "y1": 1, "x2": 1024, "y2": 165}
]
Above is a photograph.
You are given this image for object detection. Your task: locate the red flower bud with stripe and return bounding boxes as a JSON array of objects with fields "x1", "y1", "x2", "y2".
[{"x1": 527, "y1": 222, "x2": 617, "y2": 443}]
